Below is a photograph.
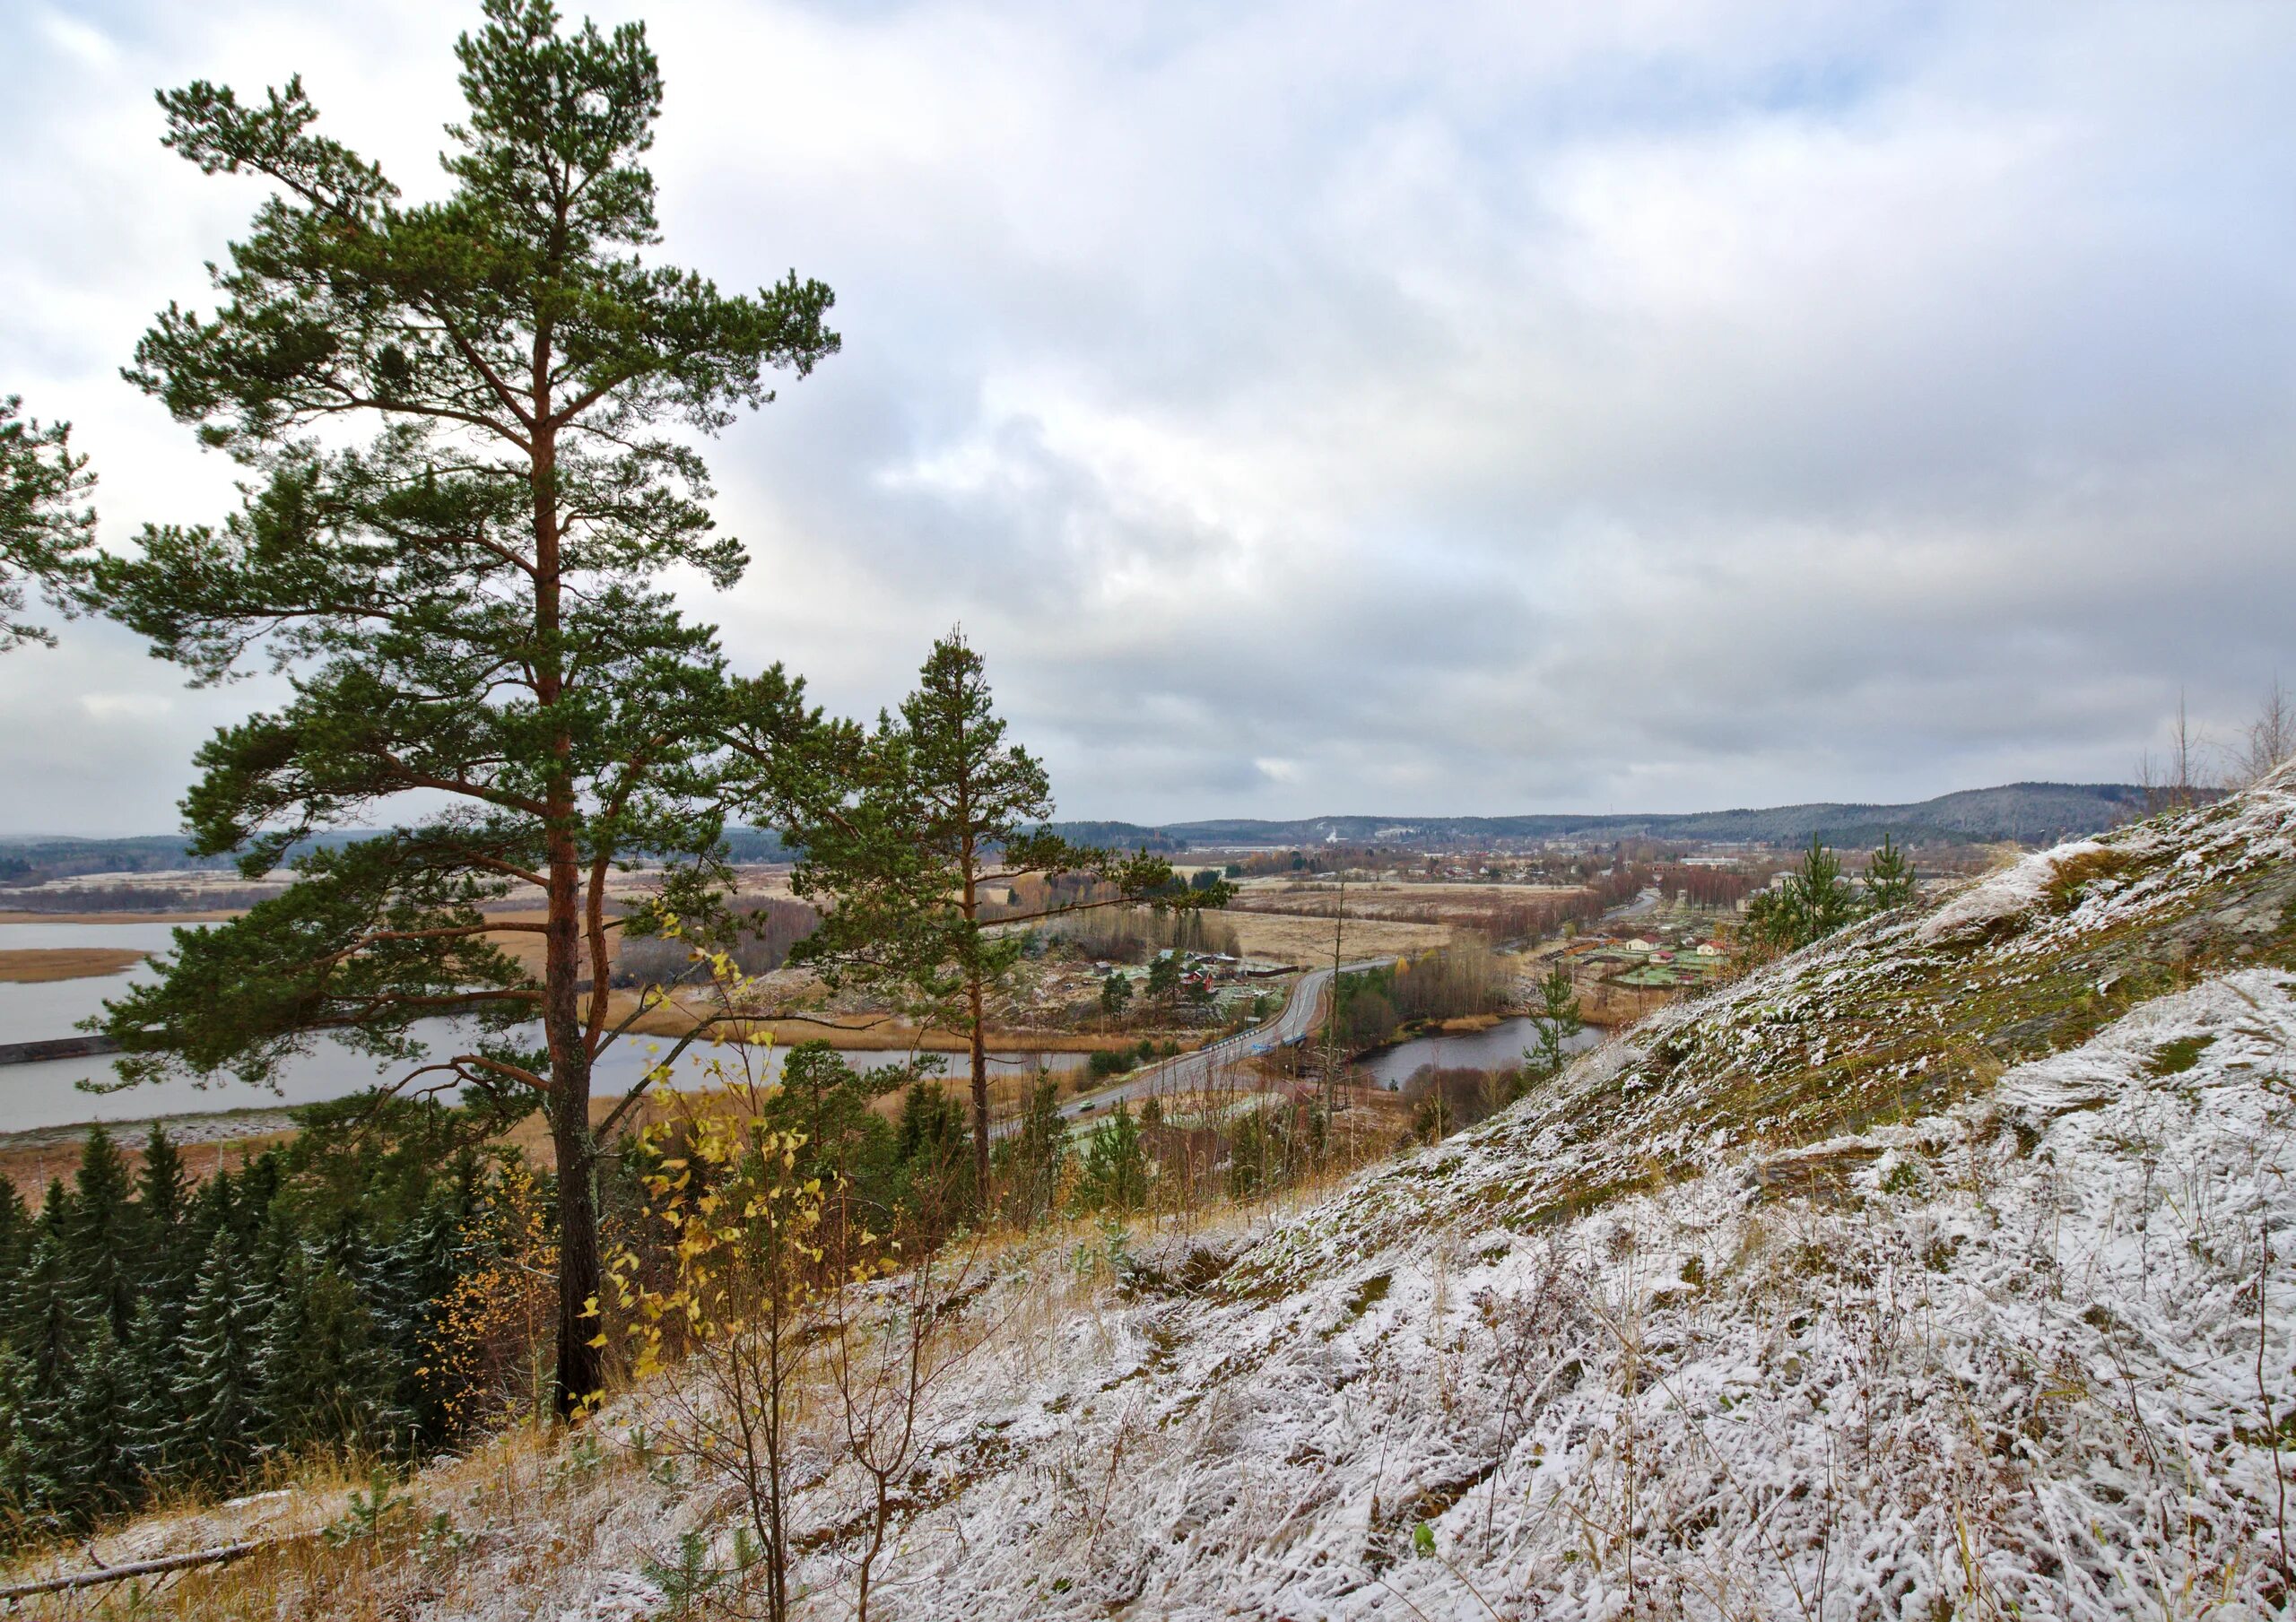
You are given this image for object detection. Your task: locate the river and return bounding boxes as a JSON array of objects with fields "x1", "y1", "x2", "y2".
[
  {"x1": 0, "y1": 919, "x2": 1086, "y2": 1134},
  {"x1": 1355, "y1": 1016, "x2": 1605, "y2": 1089}
]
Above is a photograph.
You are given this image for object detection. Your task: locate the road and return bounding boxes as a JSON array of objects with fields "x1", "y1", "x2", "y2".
[{"x1": 1051, "y1": 956, "x2": 1394, "y2": 1125}]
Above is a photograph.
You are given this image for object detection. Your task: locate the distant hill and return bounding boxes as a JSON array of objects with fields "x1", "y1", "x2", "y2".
[
  {"x1": 1051, "y1": 782, "x2": 2160, "y2": 852},
  {"x1": 2, "y1": 784, "x2": 2162, "y2": 879}
]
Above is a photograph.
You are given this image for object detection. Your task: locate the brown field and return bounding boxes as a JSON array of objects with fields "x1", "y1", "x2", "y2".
[
  {"x1": 0, "y1": 1116, "x2": 300, "y2": 1202},
  {"x1": 0, "y1": 946, "x2": 149, "y2": 982},
  {"x1": 604, "y1": 992, "x2": 1154, "y2": 1054},
  {"x1": 1217, "y1": 908, "x2": 1450, "y2": 963}
]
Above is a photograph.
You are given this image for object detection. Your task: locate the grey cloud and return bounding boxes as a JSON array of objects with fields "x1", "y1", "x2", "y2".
[{"x1": 4, "y1": 0, "x2": 2293, "y2": 834}]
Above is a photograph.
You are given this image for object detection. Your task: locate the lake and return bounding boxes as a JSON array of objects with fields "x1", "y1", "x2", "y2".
[
  {"x1": 0, "y1": 919, "x2": 1086, "y2": 1134},
  {"x1": 1356, "y1": 1016, "x2": 1604, "y2": 1089}
]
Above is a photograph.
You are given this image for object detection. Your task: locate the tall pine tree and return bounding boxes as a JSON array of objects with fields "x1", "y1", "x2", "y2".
[
  {"x1": 88, "y1": 0, "x2": 837, "y2": 1417},
  {"x1": 776, "y1": 631, "x2": 1222, "y2": 1196}
]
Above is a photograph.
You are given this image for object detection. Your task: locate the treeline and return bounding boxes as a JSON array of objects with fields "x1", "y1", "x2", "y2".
[
  {"x1": 1652, "y1": 863, "x2": 1757, "y2": 911},
  {"x1": 0, "y1": 884, "x2": 282, "y2": 915},
  {"x1": 613, "y1": 897, "x2": 821, "y2": 986},
  {"x1": 0, "y1": 1110, "x2": 481, "y2": 1543},
  {"x1": 1327, "y1": 941, "x2": 1506, "y2": 1050},
  {"x1": 1042, "y1": 903, "x2": 1241, "y2": 963}
]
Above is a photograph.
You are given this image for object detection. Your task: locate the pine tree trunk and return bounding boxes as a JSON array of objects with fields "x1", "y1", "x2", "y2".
[
  {"x1": 533, "y1": 395, "x2": 602, "y2": 1421},
  {"x1": 969, "y1": 973, "x2": 990, "y2": 1203},
  {"x1": 550, "y1": 1058, "x2": 602, "y2": 1419}
]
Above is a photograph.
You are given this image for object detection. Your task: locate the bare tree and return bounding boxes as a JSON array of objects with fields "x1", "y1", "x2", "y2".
[
  {"x1": 2240, "y1": 676, "x2": 2295, "y2": 786},
  {"x1": 2171, "y1": 689, "x2": 2205, "y2": 809},
  {"x1": 825, "y1": 1204, "x2": 992, "y2": 1621}
]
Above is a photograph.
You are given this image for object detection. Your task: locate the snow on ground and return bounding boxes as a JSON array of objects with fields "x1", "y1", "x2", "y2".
[
  {"x1": 34, "y1": 772, "x2": 2296, "y2": 1618},
  {"x1": 737, "y1": 967, "x2": 2296, "y2": 1619}
]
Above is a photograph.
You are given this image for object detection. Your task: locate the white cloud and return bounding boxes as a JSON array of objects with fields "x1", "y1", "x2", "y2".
[{"x1": 4, "y1": 0, "x2": 2292, "y2": 833}]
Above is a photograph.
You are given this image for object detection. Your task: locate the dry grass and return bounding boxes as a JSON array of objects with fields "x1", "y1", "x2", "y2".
[
  {"x1": 1217, "y1": 909, "x2": 1450, "y2": 963},
  {"x1": 0, "y1": 1123, "x2": 296, "y2": 1203},
  {"x1": 0, "y1": 1126, "x2": 1425, "y2": 1620},
  {"x1": 0, "y1": 947, "x2": 148, "y2": 983}
]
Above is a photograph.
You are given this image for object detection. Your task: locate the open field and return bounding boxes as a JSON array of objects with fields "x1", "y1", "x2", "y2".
[
  {"x1": 1215, "y1": 907, "x2": 1448, "y2": 961},
  {"x1": 0, "y1": 946, "x2": 147, "y2": 982}
]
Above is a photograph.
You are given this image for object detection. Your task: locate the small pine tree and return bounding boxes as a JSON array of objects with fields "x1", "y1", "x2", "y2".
[
  {"x1": 994, "y1": 1077, "x2": 1067, "y2": 1227},
  {"x1": 1864, "y1": 834, "x2": 1918, "y2": 913},
  {"x1": 1076, "y1": 1104, "x2": 1149, "y2": 1214},
  {"x1": 1100, "y1": 971, "x2": 1133, "y2": 1019},
  {"x1": 1523, "y1": 962, "x2": 1585, "y2": 1082}
]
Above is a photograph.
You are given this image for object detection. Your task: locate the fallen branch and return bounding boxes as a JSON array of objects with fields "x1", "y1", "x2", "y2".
[{"x1": 0, "y1": 1532, "x2": 317, "y2": 1600}]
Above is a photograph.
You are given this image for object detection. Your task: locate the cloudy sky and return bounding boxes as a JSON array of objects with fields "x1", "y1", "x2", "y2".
[{"x1": 4, "y1": 0, "x2": 2292, "y2": 835}]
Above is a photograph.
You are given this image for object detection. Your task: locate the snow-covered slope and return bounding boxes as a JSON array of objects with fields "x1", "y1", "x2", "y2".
[
  {"x1": 46, "y1": 770, "x2": 2296, "y2": 1619},
  {"x1": 742, "y1": 769, "x2": 2294, "y2": 1619}
]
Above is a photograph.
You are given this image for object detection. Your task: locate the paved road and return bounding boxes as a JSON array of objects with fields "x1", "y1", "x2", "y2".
[{"x1": 1053, "y1": 956, "x2": 1394, "y2": 1124}]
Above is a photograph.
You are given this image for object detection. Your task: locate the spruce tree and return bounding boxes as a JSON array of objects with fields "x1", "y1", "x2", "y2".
[
  {"x1": 65, "y1": 1126, "x2": 138, "y2": 1339},
  {"x1": 894, "y1": 1080, "x2": 975, "y2": 1241},
  {"x1": 0, "y1": 1179, "x2": 29, "y2": 1295},
  {"x1": 258, "y1": 1248, "x2": 397, "y2": 1458},
  {"x1": 90, "y1": 0, "x2": 838, "y2": 1418},
  {"x1": 0, "y1": 1344, "x2": 34, "y2": 1533},
  {"x1": 172, "y1": 1228, "x2": 265, "y2": 1487},
  {"x1": 60, "y1": 1319, "x2": 137, "y2": 1520},
  {"x1": 994, "y1": 1075, "x2": 1067, "y2": 1227},
  {"x1": 128, "y1": 1127, "x2": 201, "y2": 1361},
  {"x1": 5, "y1": 1231, "x2": 85, "y2": 1517},
  {"x1": 123, "y1": 1297, "x2": 187, "y2": 1486}
]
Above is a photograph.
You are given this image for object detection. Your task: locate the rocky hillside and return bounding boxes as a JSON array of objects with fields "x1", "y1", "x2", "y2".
[{"x1": 24, "y1": 767, "x2": 2294, "y2": 1619}]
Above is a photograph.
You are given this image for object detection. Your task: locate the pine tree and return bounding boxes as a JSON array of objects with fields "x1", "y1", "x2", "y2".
[
  {"x1": 172, "y1": 1227, "x2": 265, "y2": 1487},
  {"x1": 0, "y1": 394, "x2": 97, "y2": 653},
  {"x1": 1863, "y1": 834, "x2": 1918, "y2": 913},
  {"x1": 90, "y1": 0, "x2": 839, "y2": 1420},
  {"x1": 776, "y1": 631, "x2": 1215, "y2": 1198},
  {"x1": 1076, "y1": 1103, "x2": 1149, "y2": 1214},
  {"x1": 1523, "y1": 962, "x2": 1584, "y2": 1083},
  {"x1": 993, "y1": 1076, "x2": 1066, "y2": 1227}
]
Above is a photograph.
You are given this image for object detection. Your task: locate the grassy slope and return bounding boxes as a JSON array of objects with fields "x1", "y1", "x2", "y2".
[{"x1": 22, "y1": 770, "x2": 2296, "y2": 1618}]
